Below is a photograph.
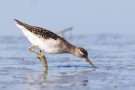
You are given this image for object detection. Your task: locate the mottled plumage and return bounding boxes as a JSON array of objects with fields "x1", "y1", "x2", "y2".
[
  {"x1": 14, "y1": 19, "x2": 74, "y2": 54},
  {"x1": 14, "y1": 19, "x2": 62, "y2": 40}
]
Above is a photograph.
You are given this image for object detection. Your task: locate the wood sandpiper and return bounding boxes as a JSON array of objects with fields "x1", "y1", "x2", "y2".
[{"x1": 14, "y1": 19, "x2": 96, "y2": 68}]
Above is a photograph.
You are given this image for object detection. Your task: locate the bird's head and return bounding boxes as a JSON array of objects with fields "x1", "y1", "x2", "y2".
[{"x1": 75, "y1": 47, "x2": 96, "y2": 68}]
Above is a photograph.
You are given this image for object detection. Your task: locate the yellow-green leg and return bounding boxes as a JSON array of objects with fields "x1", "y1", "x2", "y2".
[
  {"x1": 29, "y1": 45, "x2": 48, "y2": 79},
  {"x1": 29, "y1": 45, "x2": 44, "y2": 58},
  {"x1": 39, "y1": 55, "x2": 48, "y2": 79}
]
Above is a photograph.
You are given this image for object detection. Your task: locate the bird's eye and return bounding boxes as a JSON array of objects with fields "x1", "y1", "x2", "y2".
[{"x1": 82, "y1": 54, "x2": 86, "y2": 58}]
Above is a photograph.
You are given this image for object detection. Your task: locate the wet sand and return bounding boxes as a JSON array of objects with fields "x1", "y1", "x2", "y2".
[{"x1": 0, "y1": 34, "x2": 135, "y2": 90}]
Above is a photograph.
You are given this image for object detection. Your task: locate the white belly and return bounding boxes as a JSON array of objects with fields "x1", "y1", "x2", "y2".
[{"x1": 16, "y1": 24, "x2": 65, "y2": 54}]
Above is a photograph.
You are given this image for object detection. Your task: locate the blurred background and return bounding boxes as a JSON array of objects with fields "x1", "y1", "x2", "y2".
[
  {"x1": 0, "y1": 0, "x2": 135, "y2": 90},
  {"x1": 0, "y1": 0, "x2": 135, "y2": 36}
]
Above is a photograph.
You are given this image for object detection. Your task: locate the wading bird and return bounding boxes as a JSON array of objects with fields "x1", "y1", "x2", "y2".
[{"x1": 14, "y1": 19, "x2": 95, "y2": 68}]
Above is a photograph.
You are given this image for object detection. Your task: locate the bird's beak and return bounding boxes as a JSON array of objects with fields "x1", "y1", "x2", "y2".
[{"x1": 85, "y1": 58, "x2": 96, "y2": 68}]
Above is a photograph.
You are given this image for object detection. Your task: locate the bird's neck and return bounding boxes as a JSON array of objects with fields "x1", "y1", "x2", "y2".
[{"x1": 67, "y1": 44, "x2": 77, "y2": 56}]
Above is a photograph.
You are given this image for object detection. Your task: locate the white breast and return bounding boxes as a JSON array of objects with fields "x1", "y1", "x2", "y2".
[{"x1": 16, "y1": 24, "x2": 66, "y2": 54}]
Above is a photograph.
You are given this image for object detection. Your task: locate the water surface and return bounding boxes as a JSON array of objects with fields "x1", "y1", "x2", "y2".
[{"x1": 0, "y1": 34, "x2": 135, "y2": 90}]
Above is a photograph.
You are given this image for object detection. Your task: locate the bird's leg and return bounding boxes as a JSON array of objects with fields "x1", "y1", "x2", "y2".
[
  {"x1": 41, "y1": 56, "x2": 48, "y2": 79},
  {"x1": 37, "y1": 50, "x2": 42, "y2": 60},
  {"x1": 28, "y1": 45, "x2": 45, "y2": 62},
  {"x1": 28, "y1": 45, "x2": 48, "y2": 79},
  {"x1": 38, "y1": 54, "x2": 48, "y2": 68},
  {"x1": 29, "y1": 45, "x2": 44, "y2": 57}
]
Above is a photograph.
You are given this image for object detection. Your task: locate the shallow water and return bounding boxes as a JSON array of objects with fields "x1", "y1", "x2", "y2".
[{"x1": 0, "y1": 34, "x2": 135, "y2": 90}]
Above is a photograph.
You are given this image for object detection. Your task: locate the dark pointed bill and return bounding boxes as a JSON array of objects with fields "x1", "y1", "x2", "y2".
[{"x1": 85, "y1": 58, "x2": 96, "y2": 68}]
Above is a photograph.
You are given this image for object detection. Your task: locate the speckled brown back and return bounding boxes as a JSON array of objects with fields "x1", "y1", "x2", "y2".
[{"x1": 14, "y1": 19, "x2": 62, "y2": 40}]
